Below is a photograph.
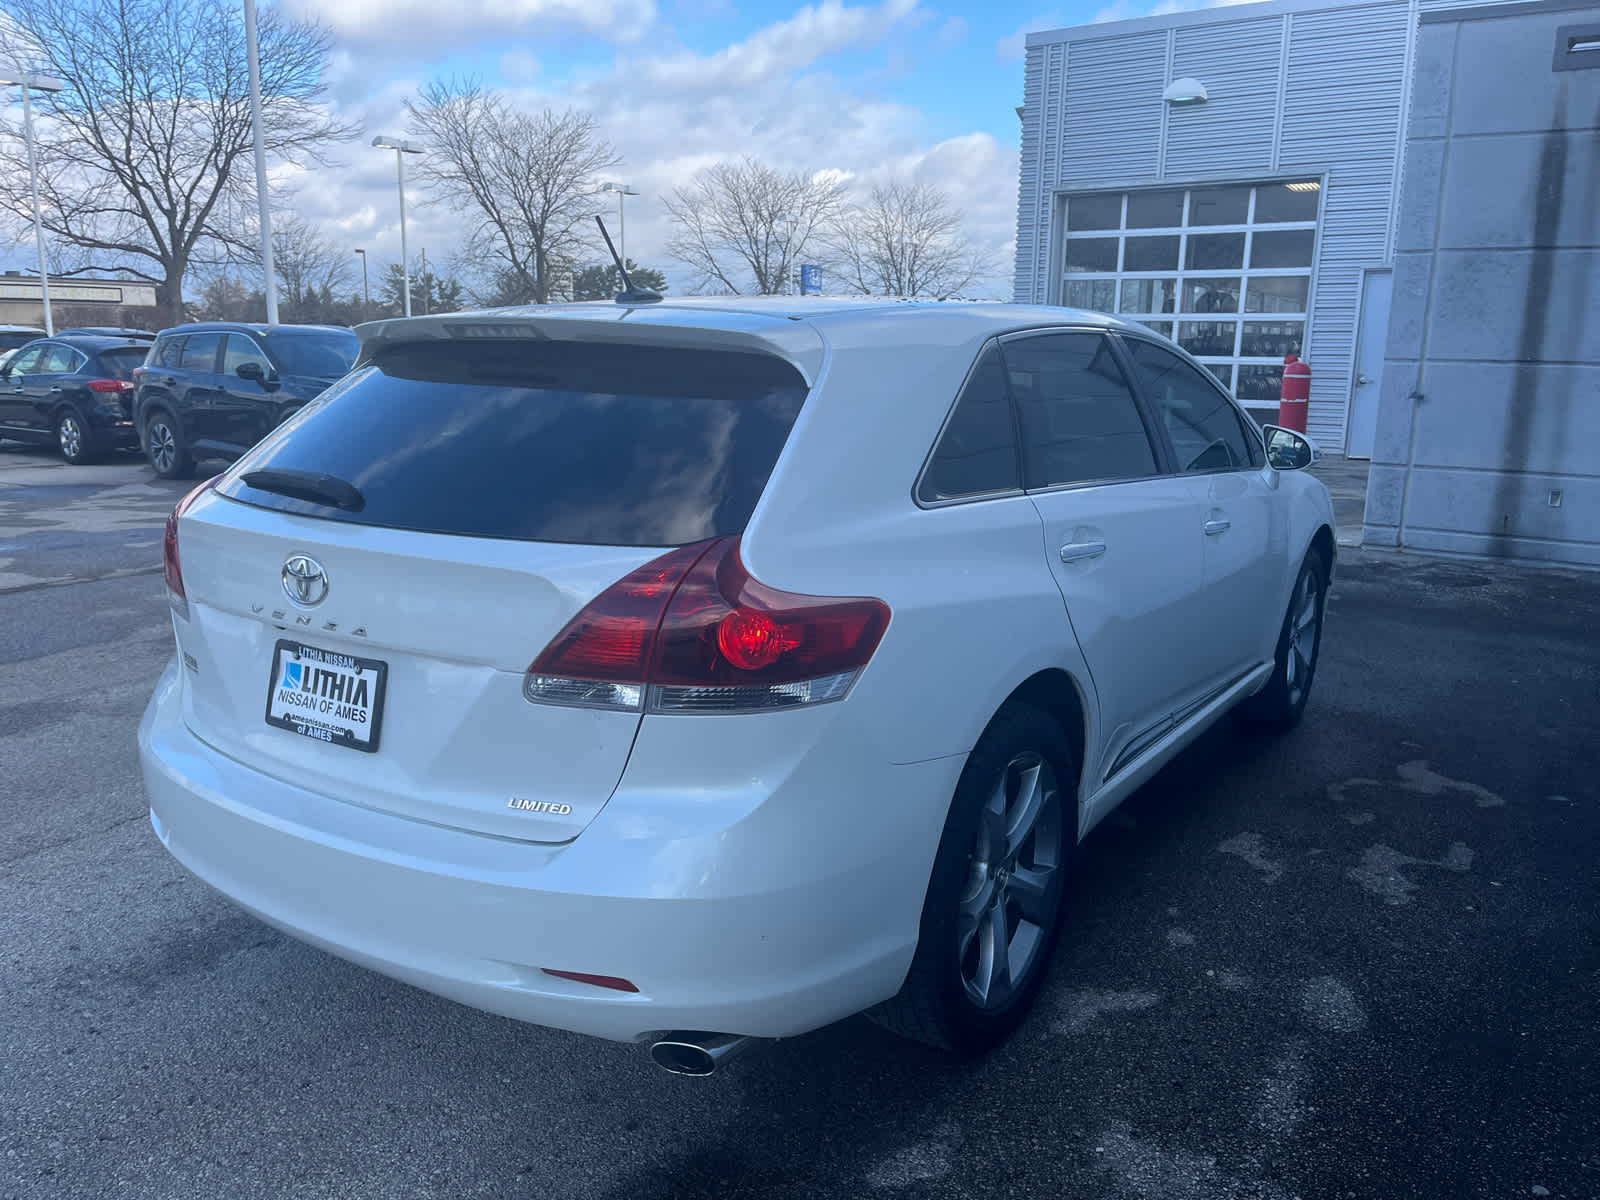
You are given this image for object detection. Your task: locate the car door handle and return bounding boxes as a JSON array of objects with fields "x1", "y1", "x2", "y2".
[
  {"x1": 1357, "y1": 374, "x2": 1374, "y2": 385},
  {"x1": 1060, "y1": 541, "x2": 1107, "y2": 563},
  {"x1": 48, "y1": 386, "x2": 62, "y2": 393},
  {"x1": 1204, "y1": 519, "x2": 1231, "y2": 536}
]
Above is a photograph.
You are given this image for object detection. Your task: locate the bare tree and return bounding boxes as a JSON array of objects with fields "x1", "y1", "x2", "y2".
[
  {"x1": 663, "y1": 158, "x2": 845, "y2": 295},
  {"x1": 270, "y1": 216, "x2": 353, "y2": 315},
  {"x1": 406, "y1": 79, "x2": 619, "y2": 306},
  {"x1": 0, "y1": 0, "x2": 355, "y2": 324},
  {"x1": 831, "y1": 180, "x2": 989, "y2": 299}
]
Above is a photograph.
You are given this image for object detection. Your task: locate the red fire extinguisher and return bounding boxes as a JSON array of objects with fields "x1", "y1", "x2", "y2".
[{"x1": 1278, "y1": 353, "x2": 1310, "y2": 433}]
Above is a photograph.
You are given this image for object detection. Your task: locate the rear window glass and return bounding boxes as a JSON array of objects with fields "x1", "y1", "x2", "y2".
[
  {"x1": 219, "y1": 339, "x2": 809, "y2": 547},
  {"x1": 97, "y1": 348, "x2": 149, "y2": 380},
  {"x1": 265, "y1": 329, "x2": 359, "y2": 378}
]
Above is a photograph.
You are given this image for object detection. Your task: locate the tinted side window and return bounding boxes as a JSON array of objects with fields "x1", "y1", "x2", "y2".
[
  {"x1": 917, "y1": 344, "x2": 1019, "y2": 503},
  {"x1": 38, "y1": 345, "x2": 80, "y2": 373},
  {"x1": 8, "y1": 347, "x2": 45, "y2": 375},
  {"x1": 97, "y1": 348, "x2": 149, "y2": 381},
  {"x1": 1124, "y1": 340, "x2": 1253, "y2": 473},
  {"x1": 152, "y1": 336, "x2": 185, "y2": 368},
  {"x1": 223, "y1": 334, "x2": 271, "y2": 375},
  {"x1": 219, "y1": 340, "x2": 809, "y2": 547},
  {"x1": 179, "y1": 333, "x2": 221, "y2": 371},
  {"x1": 1002, "y1": 333, "x2": 1159, "y2": 488}
]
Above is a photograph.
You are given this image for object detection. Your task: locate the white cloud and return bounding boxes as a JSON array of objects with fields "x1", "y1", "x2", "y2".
[
  {"x1": 279, "y1": 0, "x2": 656, "y2": 51},
  {"x1": 499, "y1": 50, "x2": 542, "y2": 83},
  {"x1": 1096, "y1": 0, "x2": 1270, "y2": 22},
  {"x1": 995, "y1": 12, "x2": 1063, "y2": 63},
  {"x1": 276, "y1": 0, "x2": 1019, "y2": 299},
  {"x1": 641, "y1": 0, "x2": 923, "y2": 90},
  {"x1": 933, "y1": 15, "x2": 968, "y2": 52}
]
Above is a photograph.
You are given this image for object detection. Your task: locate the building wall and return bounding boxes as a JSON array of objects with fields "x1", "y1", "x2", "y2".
[
  {"x1": 0, "y1": 275, "x2": 160, "y2": 330},
  {"x1": 1015, "y1": 0, "x2": 1414, "y2": 449},
  {"x1": 1364, "y1": 0, "x2": 1600, "y2": 567}
]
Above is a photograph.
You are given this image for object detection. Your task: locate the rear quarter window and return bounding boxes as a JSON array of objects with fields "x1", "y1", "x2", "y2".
[
  {"x1": 220, "y1": 339, "x2": 809, "y2": 547},
  {"x1": 97, "y1": 348, "x2": 150, "y2": 381}
]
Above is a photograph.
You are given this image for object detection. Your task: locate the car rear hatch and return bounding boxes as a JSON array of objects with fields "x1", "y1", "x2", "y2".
[{"x1": 167, "y1": 322, "x2": 816, "y2": 844}]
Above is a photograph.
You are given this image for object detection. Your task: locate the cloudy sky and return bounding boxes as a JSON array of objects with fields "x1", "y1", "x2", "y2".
[{"x1": 9, "y1": 0, "x2": 1255, "y2": 300}]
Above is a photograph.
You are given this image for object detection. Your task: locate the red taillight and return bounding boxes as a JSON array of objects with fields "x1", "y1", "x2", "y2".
[
  {"x1": 539, "y1": 969, "x2": 639, "y2": 993},
  {"x1": 87, "y1": 378, "x2": 134, "y2": 393},
  {"x1": 164, "y1": 477, "x2": 220, "y2": 619},
  {"x1": 526, "y1": 537, "x2": 890, "y2": 714}
]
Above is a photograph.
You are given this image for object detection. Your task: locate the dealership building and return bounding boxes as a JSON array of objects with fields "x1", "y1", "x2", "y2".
[{"x1": 1014, "y1": 0, "x2": 1598, "y2": 567}]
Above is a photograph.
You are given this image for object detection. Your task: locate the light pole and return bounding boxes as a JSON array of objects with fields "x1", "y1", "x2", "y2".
[
  {"x1": 372, "y1": 136, "x2": 423, "y2": 317},
  {"x1": 0, "y1": 67, "x2": 66, "y2": 335},
  {"x1": 353, "y1": 248, "x2": 370, "y2": 320},
  {"x1": 598, "y1": 182, "x2": 638, "y2": 270},
  {"x1": 242, "y1": 0, "x2": 277, "y2": 324}
]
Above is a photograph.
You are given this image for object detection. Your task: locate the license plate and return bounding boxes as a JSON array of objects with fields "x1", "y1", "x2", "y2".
[{"x1": 264, "y1": 639, "x2": 387, "y2": 753}]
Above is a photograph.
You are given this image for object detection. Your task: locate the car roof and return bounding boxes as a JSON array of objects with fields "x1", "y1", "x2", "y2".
[
  {"x1": 41, "y1": 333, "x2": 153, "y2": 353},
  {"x1": 160, "y1": 322, "x2": 357, "y2": 337},
  {"x1": 358, "y1": 298, "x2": 1152, "y2": 387},
  {"x1": 365, "y1": 296, "x2": 1143, "y2": 338}
]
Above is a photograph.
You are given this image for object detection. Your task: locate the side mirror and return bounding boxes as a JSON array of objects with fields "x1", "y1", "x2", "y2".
[
  {"x1": 236, "y1": 361, "x2": 265, "y2": 382},
  {"x1": 1263, "y1": 425, "x2": 1316, "y2": 471}
]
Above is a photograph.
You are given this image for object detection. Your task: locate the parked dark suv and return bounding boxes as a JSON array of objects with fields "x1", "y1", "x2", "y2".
[
  {"x1": 0, "y1": 332, "x2": 151, "y2": 463},
  {"x1": 132, "y1": 323, "x2": 360, "y2": 478}
]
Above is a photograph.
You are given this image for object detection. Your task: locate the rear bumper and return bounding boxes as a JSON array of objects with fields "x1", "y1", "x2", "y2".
[
  {"x1": 138, "y1": 661, "x2": 959, "y2": 1043},
  {"x1": 87, "y1": 412, "x2": 139, "y2": 447}
]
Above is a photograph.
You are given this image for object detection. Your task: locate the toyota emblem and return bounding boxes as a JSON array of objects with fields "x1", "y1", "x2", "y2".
[{"x1": 281, "y1": 554, "x2": 329, "y2": 608}]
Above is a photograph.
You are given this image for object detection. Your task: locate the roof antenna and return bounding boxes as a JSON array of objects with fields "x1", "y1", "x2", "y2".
[{"x1": 595, "y1": 215, "x2": 662, "y2": 305}]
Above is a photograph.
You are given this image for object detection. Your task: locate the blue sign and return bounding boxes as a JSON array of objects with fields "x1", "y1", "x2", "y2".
[{"x1": 799, "y1": 264, "x2": 822, "y2": 296}]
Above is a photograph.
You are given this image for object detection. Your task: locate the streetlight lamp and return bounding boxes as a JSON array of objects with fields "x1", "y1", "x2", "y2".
[
  {"x1": 372, "y1": 135, "x2": 423, "y2": 317},
  {"x1": 242, "y1": 0, "x2": 277, "y2": 325},
  {"x1": 353, "y1": 248, "x2": 370, "y2": 320},
  {"x1": 0, "y1": 66, "x2": 66, "y2": 335},
  {"x1": 598, "y1": 182, "x2": 638, "y2": 269}
]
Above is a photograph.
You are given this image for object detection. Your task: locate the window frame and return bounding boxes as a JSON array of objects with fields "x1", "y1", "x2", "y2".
[
  {"x1": 912, "y1": 337, "x2": 1027, "y2": 509},
  {"x1": 1114, "y1": 333, "x2": 1266, "y2": 475},
  {"x1": 223, "y1": 332, "x2": 273, "y2": 377},
  {"x1": 178, "y1": 331, "x2": 224, "y2": 372},
  {"x1": 998, "y1": 327, "x2": 1173, "y2": 494}
]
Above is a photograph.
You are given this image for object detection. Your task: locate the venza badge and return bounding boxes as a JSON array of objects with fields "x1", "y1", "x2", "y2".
[{"x1": 282, "y1": 554, "x2": 329, "y2": 607}]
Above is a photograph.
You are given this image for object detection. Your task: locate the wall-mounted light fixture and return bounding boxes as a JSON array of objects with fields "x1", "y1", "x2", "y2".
[{"x1": 1162, "y1": 77, "x2": 1208, "y2": 105}]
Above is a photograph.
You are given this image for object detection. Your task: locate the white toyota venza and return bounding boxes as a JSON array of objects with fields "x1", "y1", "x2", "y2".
[{"x1": 139, "y1": 298, "x2": 1335, "y2": 1074}]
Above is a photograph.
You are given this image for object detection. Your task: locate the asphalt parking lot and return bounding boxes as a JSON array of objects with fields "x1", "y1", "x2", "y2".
[{"x1": 2, "y1": 444, "x2": 1596, "y2": 1200}]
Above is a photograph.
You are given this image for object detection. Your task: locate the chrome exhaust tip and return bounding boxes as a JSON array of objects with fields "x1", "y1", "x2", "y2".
[{"x1": 648, "y1": 1032, "x2": 754, "y2": 1076}]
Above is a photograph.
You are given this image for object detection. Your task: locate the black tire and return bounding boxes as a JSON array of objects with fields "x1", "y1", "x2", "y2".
[
  {"x1": 145, "y1": 410, "x2": 195, "y2": 480},
  {"x1": 868, "y1": 703, "x2": 1076, "y2": 1053},
  {"x1": 1237, "y1": 546, "x2": 1329, "y2": 733},
  {"x1": 56, "y1": 407, "x2": 99, "y2": 465}
]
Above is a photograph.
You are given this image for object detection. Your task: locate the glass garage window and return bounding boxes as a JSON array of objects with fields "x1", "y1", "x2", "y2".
[{"x1": 1058, "y1": 179, "x2": 1318, "y2": 407}]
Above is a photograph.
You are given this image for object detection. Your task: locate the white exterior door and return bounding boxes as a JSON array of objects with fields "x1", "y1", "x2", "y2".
[{"x1": 1346, "y1": 269, "x2": 1391, "y2": 459}]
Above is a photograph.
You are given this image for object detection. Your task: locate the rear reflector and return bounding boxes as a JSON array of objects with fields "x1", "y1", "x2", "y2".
[
  {"x1": 164, "y1": 476, "x2": 220, "y2": 620},
  {"x1": 540, "y1": 969, "x2": 640, "y2": 993},
  {"x1": 526, "y1": 537, "x2": 889, "y2": 715}
]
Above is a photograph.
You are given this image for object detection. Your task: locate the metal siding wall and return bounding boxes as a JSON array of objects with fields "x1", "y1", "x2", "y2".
[
  {"x1": 1280, "y1": 2, "x2": 1410, "y2": 446},
  {"x1": 1014, "y1": 46, "x2": 1045, "y2": 303},
  {"x1": 1014, "y1": 0, "x2": 1411, "y2": 447},
  {"x1": 1014, "y1": 43, "x2": 1069, "y2": 304},
  {"x1": 1164, "y1": 18, "x2": 1283, "y2": 177},
  {"x1": 1061, "y1": 33, "x2": 1168, "y2": 185}
]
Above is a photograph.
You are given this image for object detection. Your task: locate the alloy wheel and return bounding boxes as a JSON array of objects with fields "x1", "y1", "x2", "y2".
[
  {"x1": 58, "y1": 414, "x2": 82, "y2": 461},
  {"x1": 1284, "y1": 567, "x2": 1321, "y2": 705},
  {"x1": 957, "y1": 751, "x2": 1064, "y2": 1010},
  {"x1": 150, "y1": 421, "x2": 176, "y2": 474}
]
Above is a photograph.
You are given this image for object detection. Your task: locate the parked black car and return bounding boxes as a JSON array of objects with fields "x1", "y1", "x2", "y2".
[
  {"x1": 0, "y1": 333, "x2": 150, "y2": 463},
  {"x1": 132, "y1": 322, "x2": 360, "y2": 479}
]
